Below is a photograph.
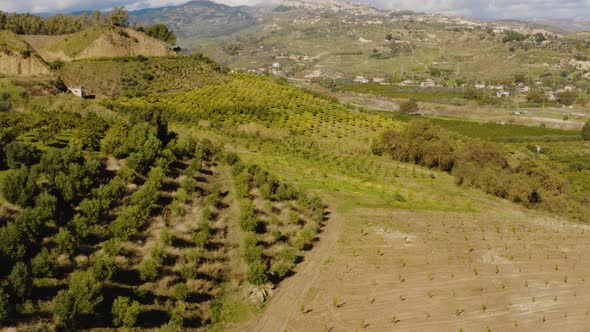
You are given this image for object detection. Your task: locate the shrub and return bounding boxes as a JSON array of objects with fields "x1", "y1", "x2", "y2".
[
  {"x1": 180, "y1": 178, "x2": 197, "y2": 194},
  {"x1": 53, "y1": 290, "x2": 76, "y2": 328},
  {"x1": 202, "y1": 206, "x2": 214, "y2": 222},
  {"x1": 399, "y1": 99, "x2": 418, "y2": 114},
  {"x1": 246, "y1": 260, "x2": 267, "y2": 285},
  {"x1": 111, "y1": 296, "x2": 141, "y2": 328},
  {"x1": 290, "y1": 231, "x2": 306, "y2": 251},
  {"x1": 0, "y1": 289, "x2": 9, "y2": 325},
  {"x1": 91, "y1": 255, "x2": 117, "y2": 282},
  {"x1": 224, "y1": 152, "x2": 240, "y2": 166},
  {"x1": 582, "y1": 120, "x2": 590, "y2": 141},
  {"x1": 31, "y1": 248, "x2": 57, "y2": 278},
  {"x1": 4, "y1": 141, "x2": 38, "y2": 169},
  {"x1": 239, "y1": 201, "x2": 257, "y2": 232},
  {"x1": 242, "y1": 235, "x2": 263, "y2": 264},
  {"x1": 160, "y1": 228, "x2": 173, "y2": 245},
  {"x1": 270, "y1": 260, "x2": 292, "y2": 279},
  {"x1": 171, "y1": 283, "x2": 189, "y2": 301},
  {"x1": 139, "y1": 258, "x2": 160, "y2": 281},
  {"x1": 55, "y1": 228, "x2": 76, "y2": 256},
  {"x1": 288, "y1": 211, "x2": 300, "y2": 224},
  {"x1": 8, "y1": 262, "x2": 32, "y2": 302}
]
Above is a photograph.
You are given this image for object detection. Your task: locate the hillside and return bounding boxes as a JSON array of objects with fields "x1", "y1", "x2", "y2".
[
  {"x1": 202, "y1": 0, "x2": 581, "y2": 83},
  {"x1": 23, "y1": 26, "x2": 173, "y2": 62},
  {"x1": 117, "y1": 0, "x2": 590, "y2": 85},
  {"x1": 56, "y1": 54, "x2": 230, "y2": 97},
  {"x1": 129, "y1": 0, "x2": 260, "y2": 49},
  {"x1": 0, "y1": 31, "x2": 51, "y2": 77}
]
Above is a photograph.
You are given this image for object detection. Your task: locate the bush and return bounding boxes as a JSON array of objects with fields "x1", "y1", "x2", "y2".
[
  {"x1": 31, "y1": 248, "x2": 57, "y2": 278},
  {"x1": 242, "y1": 235, "x2": 263, "y2": 264},
  {"x1": 8, "y1": 262, "x2": 32, "y2": 302},
  {"x1": 246, "y1": 260, "x2": 267, "y2": 285},
  {"x1": 91, "y1": 255, "x2": 117, "y2": 282},
  {"x1": 399, "y1": 99, "x2": 418, "y2": 114},
  {"x1": 224, "y1": 152, "x2": 240, "y2": 166},
  {"x1": 270, "y1": 260, "x2": 292, "y2": 279},
  {"x1": 239, "y1": 201, "x2": 257, "y2": 232},
  {"x1": 0, "y1": 288, "x2": 10, "y2": 325},
  {"x1": 55, "y1": 227, "x2": 76, "y2": 256},
  {"x1": 4, "y1": 141, "x2": 38, "y2": 169},
  {"x1": 112, "y1": 296, "x2": 141, "y2": 328},
  {"x1": 53, "y1": 290, "x2": 76, "y2": 328},
  {"x1": 171, "y1": 283, "x2": 189, "y2": 301},
  {"x1": 139, "y1": 258, "x2": 160, "y2": 281},
  {"x1": 160, "y1": 228, "x2": 173, "y2": 245},
  {"x1": 582, "y1": 120, "x2": 590, "y2": 141}
]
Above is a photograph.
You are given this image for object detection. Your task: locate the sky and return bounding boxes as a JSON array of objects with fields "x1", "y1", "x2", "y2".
[{"x1": 0, "y1": 0, "x2": 589, "y2": 20}]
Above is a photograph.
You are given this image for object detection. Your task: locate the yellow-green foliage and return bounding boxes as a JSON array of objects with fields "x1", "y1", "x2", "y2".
[
  {"x1": 0, "y1": 31, "x2": 32, "y2": 54},
  {"x1": 58, "y1": 54, "x2": 229, "y2": 97},
  {"x1": 47, "y1": 26, "x2": 107, "y2": 58},
  {"x1": 114, "y1": 74, "x2": 398, "y2": 141}
]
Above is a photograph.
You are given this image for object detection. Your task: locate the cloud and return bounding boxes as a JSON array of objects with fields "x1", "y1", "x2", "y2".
[{"x1": 1, "y1": 0, "x2": 589, "y2": 20}]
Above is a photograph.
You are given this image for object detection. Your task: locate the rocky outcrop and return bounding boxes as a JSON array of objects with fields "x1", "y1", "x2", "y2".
[
  {"x1": 0, "y1": 50, "x2": 51, "y2": 77},
  {"x1": 77, "y1": 28, "x2": 173, "y2": 59}
]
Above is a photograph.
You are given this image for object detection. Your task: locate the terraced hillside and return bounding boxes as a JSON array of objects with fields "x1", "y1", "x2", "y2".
[
  {"x1": 56, "y1": 54, "x2": 229, "y2": 97},
  {"x1": 22, "y1": 26, "x2": 173, "y2": 62}
]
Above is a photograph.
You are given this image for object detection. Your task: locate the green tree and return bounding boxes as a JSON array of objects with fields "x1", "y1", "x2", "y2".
[
  {"x1": 399, "y1": 99, "x2": 418, "y2": 114},
  {"x1": 31, "y1": 248, "x2": 57, "y2": 278},
  {"x1": 557, "y1": 90, "x2": 578, "y2": 106},
  {"x1": 0, "y1": 288, "x2": 10, "y2": 325},
  {"x1": 246, "y1": 260, "x2": 267, "y2": 285},
  {"x1": 526, "y1": 91, "x2": 548, "y2": 104},
  {"x1": 582, "y1": 120, "x2": 590, "y2": 141},
  {"x1": 8, "y1": 262, "x2": 32, "y2": 302},
  {"x1": 111, "y1": 296, "x2": 141, "y2": 328},
  {"x1": 0, "y1": 222, "x2": 26, "y2": 262},
  {"x1": 53, "y1": 290, "x2": 76, "y2": 328},
  {"x1": 67, "y1": 270, "x2": 103, "y2": 314},
  {"x1": 145, "y1": 24, "x2": 176, "y2": 45},
  {"x1": 4, "y1": 141, "x2": 38, "y2": 169},
  {"x1": 1, "y1": 166, "x2": 37, "y2": 206},
  {"x1": 171, "y1": 283, "x2": 188, "y2": 301},
  {"x1": 106, "y1": 7, "x2": 129, "y2": 27},
  {"x1": 91, "y1": 255, "x2": 117, "y2": 282},
  {"x1": 55, "y1": 228, "x2": 76, "y2": 256}
]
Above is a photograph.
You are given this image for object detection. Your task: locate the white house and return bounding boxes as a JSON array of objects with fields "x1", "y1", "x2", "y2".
[
  {"x1": 354, "y1": 76, "x2": 370, "y2": 84},
  {"x1": 517, "y1": 83, "x2": 531, "y2": 94},
  {"x1": 372, "y1": 77, "x2": 385, "y2": 83},
  {"x1": 420, "y1": 79, "x2": 436, "y2": 88},
  {"x1": 496, "y1": 90, "x2": 510, "y2": 98},
  {"x1": 68, "y1": 86, "x2": 85, "y2": 98},
  {"x1": 474, "y1": 83, "x2": 486, "y2": 89},
  {"x1": 398, "y1": 80, "x2": 415, "y2": 86}
]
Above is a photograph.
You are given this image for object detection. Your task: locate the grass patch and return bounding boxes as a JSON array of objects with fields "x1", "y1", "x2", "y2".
[{"x1": 47, "y1": 26, "x2": 107, "y2": 57}]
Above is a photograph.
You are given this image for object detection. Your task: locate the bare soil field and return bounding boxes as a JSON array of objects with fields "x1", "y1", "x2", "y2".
[{"x1": 236, "y1": 202, "x2": 590, "y2": 331}]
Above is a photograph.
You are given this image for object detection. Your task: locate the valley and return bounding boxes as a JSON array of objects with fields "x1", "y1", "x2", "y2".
[{"x1": 0, "y1": 1, "x2": 590, "y2": 331}]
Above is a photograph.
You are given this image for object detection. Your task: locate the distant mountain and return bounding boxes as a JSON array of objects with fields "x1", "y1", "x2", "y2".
[
  {"x1": 129, "y1": 0, "x2": 262, "y2": 49},
  {"x1": 118, "y1": 0, "x2": 589, "y2": 84},
  {"x1": 532, "y1": 18, "x2": 590, "y2": 33}
]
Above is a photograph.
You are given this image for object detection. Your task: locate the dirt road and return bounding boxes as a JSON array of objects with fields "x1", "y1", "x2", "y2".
[{"x1": 235, "y1": 207, "x2": 342, "y2": 332}]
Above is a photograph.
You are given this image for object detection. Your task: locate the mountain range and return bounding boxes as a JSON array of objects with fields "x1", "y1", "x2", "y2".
[{"x1": 125, "y1": 0, "x2": 590, "y2": 84}]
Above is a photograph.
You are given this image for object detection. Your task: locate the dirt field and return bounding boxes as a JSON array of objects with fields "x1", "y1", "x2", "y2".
[{"x1": 235, "y1": 200, "x2": 590, "y2": 331}]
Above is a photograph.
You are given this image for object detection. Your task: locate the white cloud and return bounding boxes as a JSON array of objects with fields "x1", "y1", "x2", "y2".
[{"x1": 1, "y1": 0, "x2": 589, "y2": 19}]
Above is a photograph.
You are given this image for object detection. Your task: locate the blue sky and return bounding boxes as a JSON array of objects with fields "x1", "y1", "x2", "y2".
[{"x1": 0, "y1": 0, "x2": 588, "y2": 20}]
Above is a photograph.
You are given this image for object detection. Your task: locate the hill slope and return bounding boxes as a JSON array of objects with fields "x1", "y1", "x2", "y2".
[
  {"x1": 23, "y1": 26, "x2": 173, "y2": 62},
  {"x1": 0, "y1": 31, "x2": 51, "y2": 77},
  {"x1": 129, "y1": 0, "x2": 259, "y2": 49},
  {"x1": 127, "y1": 0, "x2": 588, "y2": 84},
  {"x1": 57, "y1": 54, "x2": 229, "y2": 97}
]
